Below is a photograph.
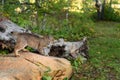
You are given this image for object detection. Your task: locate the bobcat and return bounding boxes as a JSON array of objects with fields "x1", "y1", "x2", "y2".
[{"x1": 11, "y1": 31, "x2": 54, "y2": 57}]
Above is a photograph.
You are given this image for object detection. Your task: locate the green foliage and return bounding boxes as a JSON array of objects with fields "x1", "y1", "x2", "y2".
[
  {"x1": 63, "y1": 77, "x2": 68, "y2": 80},
  {"x1": 42, "y1": 75, "x2": 68, "y2": 80},
  {"x1": 70, "y1": 55, "x2": 87, "y2": 73},
  {"x1": 31, "y1": 12, "x2": 95, "y2": 41},
  {"x1": 116, "y1": 24, "x2": 120, "y2": 31},
  {"x1": 42, "y1": 75, "x2": 52, "y2": 80},
  {"x1": 0, "y1": 0, "x2": 95, "y2": 40},
  {"x1": 0, "y1": 49, "x2": 9, "y2": 54},
  {"x1": 112, "y1": 0, "x2": 119, "y2": 4},
  {"x1": 103, "y1": 4, "x2": 120, "y2": 22},
  {"x1": 41, "y1": 66, "x2": 52, "y2": 80}
]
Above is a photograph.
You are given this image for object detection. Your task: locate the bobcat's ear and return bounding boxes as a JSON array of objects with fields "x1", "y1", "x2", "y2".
[
  {"x1": 48, "y1": 35, "x2": 54, "y2": 40},
  {"x1": 44, "y1": 35, "x2": 54, "y2": 41}
]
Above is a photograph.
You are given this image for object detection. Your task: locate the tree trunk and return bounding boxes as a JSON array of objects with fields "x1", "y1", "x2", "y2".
[
  {"x1": 110, "y1": 0, "x2": 112, "y2": 7},
  {"x1": 101, "y1": 0, "x2": 106, "y2": 20}
]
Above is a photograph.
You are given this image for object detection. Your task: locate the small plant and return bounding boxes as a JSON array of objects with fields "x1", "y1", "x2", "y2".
[
  {"x1": 64, "y1": 77, "x2": 68, "y2": 80},
  {"x1": 104, "y1": 5, "x2": 120, "y2": 21},
  {"x1": 42, "y1": 75, "x2": 52, "y2": 80},
  {"x1": 0, "y1": 49, "x2": 9, "y2": 55},
  {"x1": 71, "y1": 55, "x2": 87, "y2": 72}
]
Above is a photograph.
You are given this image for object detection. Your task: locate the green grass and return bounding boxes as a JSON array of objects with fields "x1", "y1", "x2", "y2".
[{"x1": 71, "y1": 21, "x2": 120, "y2": 80}]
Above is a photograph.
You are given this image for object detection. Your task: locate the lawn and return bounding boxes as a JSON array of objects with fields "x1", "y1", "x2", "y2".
[{"x1": 71, "y1": 21, "x2": 120, "y2": 80}]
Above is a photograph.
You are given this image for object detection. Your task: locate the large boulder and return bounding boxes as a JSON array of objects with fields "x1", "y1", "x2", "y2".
[{"x1": 0, "y1": 52, "x2": 73, "y2": 80}]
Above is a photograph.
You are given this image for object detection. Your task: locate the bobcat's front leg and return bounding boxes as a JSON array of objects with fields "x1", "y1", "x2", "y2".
[
  {"x1": 14, "y1": 42, "x2": 27, "y2": 57},
  {"x1": 14, "y1": 48, "x2": 20, "y2": 57},
  {"x1": 38, "y1": 48, "x2": 47, "y2": 56}
]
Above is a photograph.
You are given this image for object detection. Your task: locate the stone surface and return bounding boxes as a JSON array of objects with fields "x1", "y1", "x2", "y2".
[{"x1": 0, "y1": 52, "x2": 73, "y2": 80}]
